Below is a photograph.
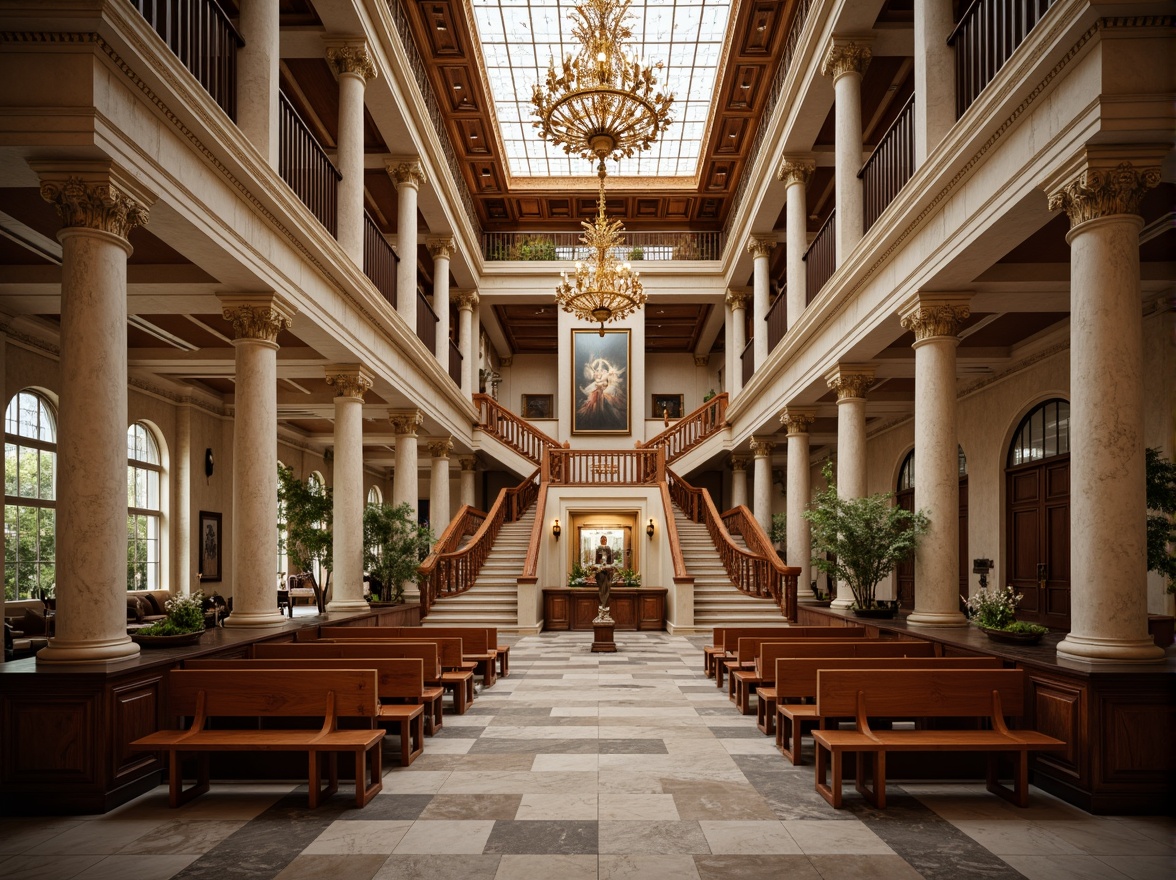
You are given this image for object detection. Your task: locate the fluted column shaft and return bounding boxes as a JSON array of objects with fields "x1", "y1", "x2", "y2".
[
  {"x1": 326, "y1": 368, "x2": 372, "y2": 612},
  {"x1": 329, "y1": 45, "x2": 376, "y2": 263},
  {"x1": 726, "y1": 290, "x2": 749, "y2": 396},
  {"x1": 823, "y1": 42, "x2": 870, "y2": 260},
  {"x1": 389, "y1": 161, "x2": 424, "y2": 330},
  {"x1": 778, "y1": 160, "x2": 814, "y2": 330},
  {"x1": 914, "y1": 0, "x2": 955, "y2": 165},
  {"x1": 750, "y1": 438, "x2": 776, "y2": 534},
  {"x1": 730, "y1": 457, "x2": 749, "y2": 510},
  {"x1": 827, "y1": 366, "x2": 874, "y2": 609},
  {"x1": 457, "y1": 291, "x2": 477, "y2": 397},
  {"x1": 781, "y1": 408, "x2": 816, "y2": 594},
  {"x1": 459, "y1": 457, "x2": 477, "y2": 509},
  {"x1": 35, "y1": 171, "x2": 149, "y2": 664},
  {"x1": 237, "y1": 0, "x2": 280, "y2": 166}
]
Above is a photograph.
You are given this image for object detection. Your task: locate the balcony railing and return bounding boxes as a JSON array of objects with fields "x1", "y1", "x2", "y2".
[
  {"x1": 741, "y1": 338, "x2": 754, "y2": 388},
  {"x1": 130, "y1": 0, "x2": 242, "y2": 120},
  {"x1": 803, "y1": 210, "x2": 836, "y2": 303},
  {"x1": 362, "y1": 212, "x2": 398, "y2": 309},
  {"x1": 642, "y1": 393, "x2": 728, "y2": 463},
  {"x1": 545, "y1": 448, "x2": 664, "y2": 486},
  {"x1": 278, "y1": 93, "x2": 340, "y2": 236},
  {"x1": 475, "y1": 394, "x2": 559, "y2": 466},
  {"x1": 766, "y1": 286, "x2": 788, "y2": 352},
  {"x1": 482, "y1": 231, "x2": 723, "y2": 262},
  {"x1": 416, "y1": 289, "x2": 438, "y2": 354},
  {"x1": 859, "y1": 94, "x2": 915, "y2": 232},
  {"x1": 948, "y1": 0, "x2": 1056, "y2": 117},
  {"x1": 448, "y1": 338, "x2": 462, "y2": 386}
]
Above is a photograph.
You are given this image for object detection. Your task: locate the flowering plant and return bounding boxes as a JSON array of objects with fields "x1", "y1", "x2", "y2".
[
  {"x1": 137, "y1": 591, "x2": 207, "y2": 636},
  {"x1": 614, "y1": 568, "x2": 640, "y2": 587},
  {"x1": 961, "y1": 585, "x2": 1023, "y2": 630}
]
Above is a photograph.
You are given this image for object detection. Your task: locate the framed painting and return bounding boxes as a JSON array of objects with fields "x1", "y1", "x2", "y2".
[
  {"x1": 198, "y1": 511, "x2": 222, "y2": 583},
  {"x1": 652, "y1": 393, "x2": 684, "y2": 420},
  {"x1": 571, "y1": 329, "x2": 630, "y2": 434},
  {"x1": 521, "y1": 393, "x2": 554, "y2": 420},
  {"x1": 578, "y1": 525, "x2": 631, "y2": 571}
]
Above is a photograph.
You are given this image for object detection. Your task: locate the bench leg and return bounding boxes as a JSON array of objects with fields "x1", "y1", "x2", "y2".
[
  {"x1": 814, "y1": 742, "x2": 842, "y2": 808},
  {"x1": 757, "y1": 696, "x2": 776, "y2": 736},
  {"x1": 168, "y1": 751, "x2": 210, "y2": 808},
  {"x1": 855, "y1": 750, "x2": 886, "y2": 809},
  {"x1": 716, "y1": 662, "x2": 725, "y2": 689},
  {"x1": 987, "y1": 751, "x2": 1030, "y2": 807},
  {"x1": 354, "y1": 745, "x2": 382, "y2": 808},
  {"x1": 307, "y1": 751, "x2": 339, "y2": 808}
]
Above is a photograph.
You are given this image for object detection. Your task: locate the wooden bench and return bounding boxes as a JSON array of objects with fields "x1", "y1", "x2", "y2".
[
  {"x1": 254, "y1": 641, "x2": 450, "y2": 728},
  {"x1": 321, "y1": 626, "x2": 496, "y2": 688},
  {"x1": 725, "y1": 631, "x2": 876, "y2": 712},
  {"x1": 773, "y1": 655, "x2": 1001, "y2": 761},
  {"x1": 188, "y1": 658, "x2": 426, "y2": 767},
  {"x1": 712, "y1": 626, "x2": 869, "y2": 689},
  {"x1": 756, "y1": 639, "x2": 936, "y2": 734},
  {"x1": 129, "y1": 669, "x2": 384, "y2": 809},
  {"x1": 811, "y1": 668, "x2": 1066, "y2": 808}
]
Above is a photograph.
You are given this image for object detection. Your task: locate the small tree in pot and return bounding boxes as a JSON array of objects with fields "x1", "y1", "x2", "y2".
[
  {"x1": 363, "y1": 502, "x2": 434, "y2": 604},
  {"x1": 803, "y1": 462, "x2": 929, "y2": 613},
  {"x1": 277, "y1": 463, "x2": 332, "y2": 613}
]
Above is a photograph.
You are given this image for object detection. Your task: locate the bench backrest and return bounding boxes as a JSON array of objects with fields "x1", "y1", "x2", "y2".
[
  {"x1": 816, "y1": 668, "x2": 1027, "y2": 719},
  {"x1": 325, "y1": 637, "x2": 464, "y2": 670},
  {"x1": 720, "y1": 626, "x2": 867, "y2": 653},
  {"x1": 775, "y1": 655, "x2": 1004, "y2": 700},
  {"x1": 166, "y1": 669, "x2": 379, "y2": 719},
  {"x1": 756, "y1": 638, "x2": 935, "y2": 677},
  {"x1": 736, "y1": 633, "x2": 870, "y2": 664},
  {"x1": 253, "y1": 640, "x2": 443, "y2": 678},
  {"x1": 319, "y1": 626, "x2": 491, "y2": 655},
  {"x1": 186, "y1": 657, "x2": 424, "y2": 699}
]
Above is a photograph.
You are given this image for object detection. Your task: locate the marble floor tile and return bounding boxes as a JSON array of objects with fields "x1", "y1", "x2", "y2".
[
  {"x1": 0, "y1": 817, "x2": 89, "y2": 854},
  {"x1": 24, "y1": 819, "x2": 164, "y2": 855},
  {"x1": 515, "y1": 792, "x2": 599, "y2": 821},
  {"x1": 493, "y1": 854, "x2": 598, "y2": 880},
  {"x1": 380, "y1": 770, "x2": 451, "y2": 794},
  {"x1": 391, "y1": 819, "x2": 495, "y2": 854},
  {"x1": 782, "y1": 819, "x2": 894, "y2": 855},
  {"x1": 116, "y1": 819, "x2": 247, "y2": 855},
  {"x1": 420, "y1": 737, "x2": 476, "y2": 754},
  {"x1": 1000, "y1": 854, "x2": 1137, "y2": 880},
  {"x1": 68, "y1": 854, "x2": 200, "y2": 880},
  {"x1": 419, "y1": 794, "x2": 524, "y2": 820},
  {"x1": 597, "y1": 820, "x2": 711, "y2": 855},
  {"x1": 337, "y1": 793, "x2": 433, "y2": 821},
  {"x1": 697, "y1": 819, "x2": 802, "y2": 854},
  {"x1": 302, "y1": 820, "x2": 413, "y2": 854},
  {"x1": 691, "y1": 854, "x2": 823, "y2": 879},
  {"x1": 662, "y1": 779, "x2": 779, "y2": 821},
  {"x1": 1094, "y1": 855, "x2": 1176, "y2": 880},
  {"x1": 373, "y1": 854, "x2": 502, "y2": 880},
  {"x1": 272, "y1": 853, "x2": 388, "y2": 880},
  {"x1": 482, "y1": 820, "x2": 598, "y2": 854},
  {"x1": 0, "y1": 854, "x2": 107, "y2": 880},
  {"x1": 950, "y1": 819, "x2": 1085, "y2": 856},
  {"x1": 599, "y1": 853, "x2": 703, "y2": 880},
  {"x1": 1032, "y1": 819, "x2": 1176, "y2": 855},
  {"x1": 598, "y1": 793, "x2": 680, "y2": 820},
  {"x1": 805, "y1": 853, "x2": 926, "y2": 879},
  {"x1": 531, "y1": 754, "x2": 599, "y2": 772}
]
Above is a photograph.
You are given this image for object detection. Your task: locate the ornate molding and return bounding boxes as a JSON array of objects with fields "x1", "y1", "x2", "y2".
[
  {"x1": 822, "y1": 42, "x2": 871, "y2": 80},
  {"x1": 388, "y1": 409, "x2": 424, "y2": 436},
  {"x1": 39, "y1": 176, "x2": 149, "y2": 239},
  {"x1": 427, "y1": 436, "x2": 453, "y2": 459},
  {"x1": 387, "y1": 158, "x2": 425, "y2": 189},
  {"x1": 779, "y1": 407, "x2": 817, "y2": 434},
  {"x1": 1046, "y1": 160, "x2": 1161, "y2": 228},
  {"x1": 777, "y1": 159, "x2": 815, "y2": 187},
  {"x1": 499, "y1": 356, "x2": 513, "y2": 368},
  {"x1": 459, "y1": 456, "x2": 477, "y2": 472},
  {"x1": 428, "y1": 237, "x2": 456, "y2": 261},
  {"x1": 725, "y1": 289, "x2": 751, "y2": 310},
  {"x1": 220, "y1": 298, "x2": 295, "y2": 343},
  {"x1": 693, "y1": 355, "x2": 709, "y2": 367},
  {"x1": 746, "y1": 237, "x2": 776, "y2": 260},
  {"x1": 900, "y1": 296, "x2": 972, "y2": 341},
  {"x1": 325, "y1": 368, "x2": 373, "y2": 400},
  {"x1": 730, "y1": 456, "x2": 748, "y2": 472},
  {"x1": 749, "y1": 437, "x2": 776, "y2": 457},
  {"x1": 456, "y1": 290, "x2": 480, "y2": 310},
  {"x1": 326, "y1": 44, "x2": 377, "y2": 82},
  {"x1": 826, "y1": 367, "x2": 875, "y2": 401}
]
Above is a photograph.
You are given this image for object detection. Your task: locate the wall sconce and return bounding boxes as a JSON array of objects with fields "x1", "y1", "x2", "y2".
[
  {"x1": 552, "y1": 519, "x2": 561, "y2": 541},
  {"x1": 646, "y1": 518, "x2": 655, "y2": 540}
]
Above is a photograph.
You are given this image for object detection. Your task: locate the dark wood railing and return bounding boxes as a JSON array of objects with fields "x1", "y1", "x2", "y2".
[
  {"x1": 803, "y1": 210, "x2": 836, "y2": 302},
  {"x1": 741, "y1": 338, "x2": 755, "y2": 387},
  {"x1": 518, "y1": 478, "x2": 550, "y2": 589},
  {"x1": 859, "y1": 94, "x2": 915, "y2": 232},
  {"x1": 416, "y1": 290, "x2": 438, "y2": 354},
  {"x1": 447, "y1": 339, "x2": 462, "y2": 386},
  {"x1": 667, "y1": 469, "x2": 797, "y2": 619},
  {"x1": 278, "y1": 92, "x2": 340, "y2": 236},
  {"x1": 363, "y1": 212, "x2": 398, "y2": 309},
  {"x1": 475, "y1": 394, "x2": 560, "y2": 466},
  {"x1": 642, "y1": 393, "x2": 728, "y2": 463},
  {"x1": 721, "y1": 506, "x2": 799, "y2": 621},
  {"x1": 659, "y1": 481, "x2": 692, "y2": 587},
  {"x1": 545, "y1": 448, "x2": 664, "y2": 485},
  {"x1": 766, "y1": 287, "x2": 788, "y2": 352},
  {"x1": 948, "y1": 0, "x2": 1056, "y2": 117},
  {"x1": 417, "y1": 469, "x2": 539, "y2": 616},
  {"x1": 131, "y1": 0, "x2": 243, "y2": 119}
]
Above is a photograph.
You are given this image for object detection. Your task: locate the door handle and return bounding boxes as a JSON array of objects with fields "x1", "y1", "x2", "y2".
[{"x1": 1036, "y1": 562, "x2": 1047, "y2": 588}]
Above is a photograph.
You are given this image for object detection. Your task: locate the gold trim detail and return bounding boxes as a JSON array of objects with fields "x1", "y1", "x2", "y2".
[
  {"x1": 779, "y1": 408, "x2": 817, "y2": 434},
  {"x1": 746, "y1": 237, "x2": 776, "y2": 260},
  {"x1": 777, "y1": 159, "x2": 815, "y2": 187},
  {"x1": 325, "y1": 370, "x2": 373, "y2": 400},
  {"x1": 749, "y1": 437, "x2": 776, "y2": 457},
  {"x1": 827, "y1": 368, "x2": 875, "y2": 401},
  {"x1": 822, "y1": 42, "x2": 871, "y2": 80},
  {"x1": 900, "y1": 301, "x2": 971, "y2": 341},
  {"x1": 427, "y1": 436, "x2": 453, "y2": 459},
  {"x1": 222, "y1": 303, "x2": 292, "y2": 343}
]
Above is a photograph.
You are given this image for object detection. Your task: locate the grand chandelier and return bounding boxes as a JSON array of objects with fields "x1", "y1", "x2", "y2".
[{"x1": 533, "y1": 0, "x2": 673, "y2": 332}]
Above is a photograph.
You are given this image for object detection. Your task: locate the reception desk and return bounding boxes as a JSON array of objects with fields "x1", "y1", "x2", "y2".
[{"x1": 543, "y1": 588, "x2": 666, "y2": 631}]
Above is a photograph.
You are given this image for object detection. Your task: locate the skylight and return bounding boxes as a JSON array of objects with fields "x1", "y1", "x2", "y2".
[{"x1": 471, "y1": 0, "x2": 732, "y2": 179}]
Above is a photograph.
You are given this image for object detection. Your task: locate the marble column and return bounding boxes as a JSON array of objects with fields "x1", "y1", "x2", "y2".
[
  {"x1": 175, "y1": 401, "x2": 192, "y2": 596},
  {"x1": 456, "y1": 290, "x2": 478, "y2": 397},
  {"x1": 459, "y1": 456, "x2": 477, "y2": 509},
  {"x1": 726, "y1": 289, "x2": 750, "y2": 396},
  {"x1": 780, "y1": 407, "x2": 817, "y2": 596},
  {"x1": 390, "y1": 410, "x2": 423, "y2": 520},
  {"x1": 429, "y1": 238, "x2": 454, "y2": 365},
  {"x1": 220, "y1": 295, "x2": 295, "y2": 628},
  {"x1": 327, "y1": 43, "x2": 377, "y2": 263},
  {"x1": 237, "y1": 0, "x2": 280, "y2": 166},
  {"x1": 901, "y1": 295, "x2": 970, "y2": 627},
  {"x1": 822, "y1": 40, "x2": 871, "y2": 260},
  {"x1": 428, "y1": 437, "x2": 453, "y2": 534},
  {"x1": 388, "y1": 159, "x2": 425, "y2": 330},
  {"x1": 35, "y1": 169, "x2": 150, "y2": 664},
  {"x1": 325, "y1": 366, "x2": 373, "y2": 613},
  {"x1": 914, "y1": 0, "x2": 955, "y2": 166},
  {"x1": 730, "y1": 457, "x2": 749, "y2": 510},
  {"x1": 826, "y1": 365, "x2": 874, "y2": 608},
  {"x1": 750, "y1": 437, "x2": 776, "y2": 534},
  {"x1": 748, "y1": 237, "x2": 775, "y2": 369},
  {"x1": 777, "y1": 158, "x2": 814, "y2": 331},
  {"x1": 1047, "y1": 157, "x2": 1163, "y2": 663}
]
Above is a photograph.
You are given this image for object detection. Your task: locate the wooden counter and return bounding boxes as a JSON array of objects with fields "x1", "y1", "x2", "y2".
[{"x1": 543, "y1": 588, "x2": 666, "y2": 631}]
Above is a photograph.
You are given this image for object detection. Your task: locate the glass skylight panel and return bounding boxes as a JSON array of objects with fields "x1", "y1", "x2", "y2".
[{"x1": 471, "y1": 0, "x2": 732, "y2": 179}]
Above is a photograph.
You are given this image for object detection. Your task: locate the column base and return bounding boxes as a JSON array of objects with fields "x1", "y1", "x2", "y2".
[
  {"x1": 223, "y1": 610, "x2": 290, "y2": 628},
  {"x1": 906, "y1": 610, "x2": 967, "y2": 627},
  {"x1": 36, "y1": 635, "x2": 140, "y2": 665},
  {"x1": 830, "y1": 597, "x2": 854, "y2": 610},
  {"x1": 326, "y1": 599, "x2": 372, "y2": 614},
  {"x1": 1056, "y1": 633, "x2": 1166, "y2": 664}
]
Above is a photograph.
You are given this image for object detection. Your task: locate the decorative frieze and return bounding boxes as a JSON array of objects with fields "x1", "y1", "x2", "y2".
[
  {"x1": 779, "y1": 407, "x2": 817, "y2": 434},
  {"x1": 822, "y1": 41, "x2": 872, "y2": 80},
  {"x1": 826, "y1": 367, "x2": 876, "y2": 401},
  {"x1": 1046, "y1": 161, "x2": 1161, "y2": 228},
  {"x1": 39, "y1": 177, "x2": 149, "y2": 239},
  {"x1": 749, "y1": 437, "x2": 776, "y2": 458},
  {"x1": 746, "y1": 237, "x2": 776, "y2": 260},
  {"x1": 325, "y1": 367, "x2": 373, "y2": 400},
  {"x1": 725, "y1": 289, "x2": 751, "y2": 310},
  {"x1": 900, "y1": 296, "x2": 972, "y2": 341},
  {"x1": 387, "y1": 159, "x2": 426, "y2": 190},
  {"x1": 388, "y1": 409, "x2": 424, "y2": 436},
  {"x1": 777, "y1": 159, "x2": 815, "y2": 187},
  {"x1": 427, "y1": 436, "x2": 453, "y2": 459},
  {"x1": 220, "y1": 297, "x2": 295, "y2": 343}
]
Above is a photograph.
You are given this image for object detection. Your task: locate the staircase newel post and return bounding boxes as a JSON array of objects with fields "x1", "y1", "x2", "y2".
[{"x1": 656, "y1": 446, "x2": 666, "y2": 483}]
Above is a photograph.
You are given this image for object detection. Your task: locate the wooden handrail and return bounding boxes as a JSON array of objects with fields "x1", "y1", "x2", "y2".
[
  {"x1": 666, "y1": 468, "x2": 798, "y2": 620},
  {"x1": 417, "y1": 468, "x2": 540, "y2": 616},
  {"x1": 545, "y1": 448, "x2": 663, "y2": 485},
  {"x1": 475, "y1": 393, "x2": 560, "y2": 466},
  {"x1": 519, "y1": 480, "x2": 549, "y2": 585},
  {"x1": 658, "y1": 481, "x2": 691, "y2": 585},
  {"x1": 642, "y1": 393, "x2": 729, "y2": 463},
  {"x1": 721, "y1": 505, "x2": 799, "y2": 621}
]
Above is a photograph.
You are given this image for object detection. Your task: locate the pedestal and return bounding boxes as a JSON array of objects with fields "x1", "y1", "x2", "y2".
[{"x1": 591, "y1": 621, "x2": 616, "y2": 653}]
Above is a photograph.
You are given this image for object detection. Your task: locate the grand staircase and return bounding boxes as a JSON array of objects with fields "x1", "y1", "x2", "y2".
[{"x1": 421, "y1": 508, "x2": 534, "y2": 629}]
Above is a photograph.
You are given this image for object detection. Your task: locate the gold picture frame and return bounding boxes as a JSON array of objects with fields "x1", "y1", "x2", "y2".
[{"x1": 571, "y1": 329, "x2": 630, "y2": 434}]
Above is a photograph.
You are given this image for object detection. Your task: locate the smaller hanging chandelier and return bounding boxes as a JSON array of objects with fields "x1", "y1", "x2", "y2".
[{"x1": 555, "y1": 170, "x2": 647, "y2": 335}]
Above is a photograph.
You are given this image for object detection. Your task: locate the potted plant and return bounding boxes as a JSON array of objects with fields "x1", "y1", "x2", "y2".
[
  {"x1": 277, "y1": 463, "x2": 332, "y2": 613},
  {"x1": 363, "y1": 502, "x2": 434, "y2": 604},
  {"x1": 962, "y1": 585, "x2": 1048, "y2": 645},
  {"x1": 769, "y1": 512, "x2": 787, "y2": 557},
  {"x1": 803, "y1": 462, "x2": 929, "y2": 617},
  {"x1": 614, "y1": 568, "x2": 641, "y2": 587},
  {"x1": 131, "y1": 590, "x2": 207, "y2": 647}
]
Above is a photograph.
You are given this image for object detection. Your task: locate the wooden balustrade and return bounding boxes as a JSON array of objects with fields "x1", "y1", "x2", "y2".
[
  {"x1": 948, "y1": 0, "x2": 1055, "y2": 117},
  {"x1": 475, "y1": 394, "x2": 559, "y2": 466},
  {"x1": 766, "y1": 287, "x2": 788, "y2": 352},
  {"x1": 803, "y1": 210, "x2": 836, "y2": 303},
  {"x1": 741, "y1": 338, "x2": 754, "y2": 387},
  {"x1": 545, "y1": 448, "x2": 664, "y2": 485},
  {"x1": 416, "y1": 291, "x2": 438, "y2": 354},
  {"x1": 721, "y1": 506, "x2": 799, "y2": 621},
  {"x1": 131, "y1": 0, "x2": 243, "y2": 119},
  {"x1": 859, "y1": 94, "x2": 915, "y2": 232},
  {"x1": 667, "y1": 468, "x2": 797, "y2": 620},
  {"x1": 642, "y1": 394, "x2": 728, "y2": 463},
  {"x1": 659, "y1": 482, "x2": 691, "y2": 585},
  {"x1": 278, "y1": 92, "x2": 340, "y2": 236},
  {"x1": 363, "y1": 212, "x2": 398, "y2": 309},
  {"x1": 417, "y1": 469, "x2": 539, "y2": 615}
]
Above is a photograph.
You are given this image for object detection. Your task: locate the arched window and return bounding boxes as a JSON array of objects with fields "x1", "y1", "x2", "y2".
[
  {"x1": 896, "y1": 446, "x2": 968, "y2": 490},
  {"x1": 367, "y1": 485, "x2": 382, "y2": 506},
  {"x1": 127, "y1": 423, "x2": 162, "y2": 591},
  {"x1": 4, "y1": 391, "x2": 57, "y2": 600},
  {"x1": 1008, "y1": 398, "x2": 1070, "y2": 467}
]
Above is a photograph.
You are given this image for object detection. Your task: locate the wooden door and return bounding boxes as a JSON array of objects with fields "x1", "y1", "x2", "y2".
[{"x1": 1006, "y1": 457, "x2": 1070, "y2": 628}]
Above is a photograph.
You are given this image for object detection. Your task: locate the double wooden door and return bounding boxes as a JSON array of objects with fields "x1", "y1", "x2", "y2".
[{"x1": 1006, "y1": 456, "x2": 1070, "y2": 628}]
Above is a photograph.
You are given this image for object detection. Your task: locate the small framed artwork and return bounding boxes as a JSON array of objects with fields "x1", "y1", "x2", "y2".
[
  {"x1": 198, "y1": 511, "x2": 222, "y2": 583},
  {"x1": 572, "y1": 329, "x2": 630, "y2": 434},
  {"x1": 521, "y1": 393, "x2": 554, "y2": 420},
  {"x1": 652, "y1": 393, "x2": 684, "y2": 420}
]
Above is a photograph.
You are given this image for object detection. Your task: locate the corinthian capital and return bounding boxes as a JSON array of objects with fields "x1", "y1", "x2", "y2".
[
  {"x1": 779, "y1": 407, "x2": 817, "y2": 434},
  {"x1": 826, "y1": 366, "x2": 875, "y2": 401},
  {"x1": 1047, "y1": 160, "x2": 1161, "y2": 228},
  {"x1": 726, "y1": 288, "x2": 751, "y2": 310},
  {"x1": 777, "y1": 158, "x2": 815, "y2": 187},
  {"x1": 455, "y1": 290, "x2": 480, "y2": 310},
  {"x1": 219, "y1": 295, "x2": 296, "y2": 343},
  {"x1": 822, "y1": 41, "x2": 872, "y2": 80},
  {"x1": 325, "y1": 365, "x2": 373, "y2": 400},
  {"x1": 388, "y1": 409, "x2": 424, "y2": 436},
  {"x1": 427, "y1": 436, "x2": 453, "y2": 459},
  {"x1": 746, "y1": 236, "x2": 776, "y2": 260},
  {"x1": 39, "y1": 176, "x2": 149, "y2": 239},
  {"x1": 387, "y1": 158, "x2": 426, "y2": 189},
  {"x1": 326, "y1": 43, "x2": 377, "y2": 82},
  {"x1": 899, "y1": 294, "x2": 972, "y2": 341},
  {"x1": 750, "y1": 436, "x2": 776, "y2": 457},
  {"x1": 428, "y1": 237, "x2": 456, "y2": 261}
]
